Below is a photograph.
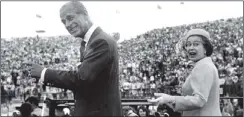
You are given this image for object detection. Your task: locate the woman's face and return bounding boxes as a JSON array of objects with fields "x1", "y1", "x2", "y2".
[
  {"x1": 185, "y1": 36, "x2": 206, "y2": 62},
  {"x1": 139, "y1": 109, "x2": 146, "y2": 116}
]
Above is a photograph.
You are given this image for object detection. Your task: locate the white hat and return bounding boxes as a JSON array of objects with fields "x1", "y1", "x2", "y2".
[{"x1": 185, "y1": 29, "x2": 211, "y2": 40}]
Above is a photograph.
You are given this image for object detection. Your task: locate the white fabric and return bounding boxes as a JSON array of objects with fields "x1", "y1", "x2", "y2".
[
  {"x1": 83, "y1": 24, "x2": 98, "y2": 47},
  {"x1": 39, "y1": 68, "x2": 47, "y2": 84}
]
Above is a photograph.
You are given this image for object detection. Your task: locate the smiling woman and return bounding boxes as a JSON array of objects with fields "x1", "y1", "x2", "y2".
[
  {"x1": 183, "y1": 29, "x2": 213, "y2": 62},
  {"x1": 147, "y1": 29, "x2": 222, "y2": 116}
]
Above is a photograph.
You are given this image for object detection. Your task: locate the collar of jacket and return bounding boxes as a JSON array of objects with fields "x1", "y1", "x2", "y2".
[{"x1": 194, "y1": 57, "x2": 212, "y2": 67}]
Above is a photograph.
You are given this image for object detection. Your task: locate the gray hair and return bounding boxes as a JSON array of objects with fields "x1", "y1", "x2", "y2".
[{"x1": 61, "y1": 1, "x2": 89, "y2": 16}]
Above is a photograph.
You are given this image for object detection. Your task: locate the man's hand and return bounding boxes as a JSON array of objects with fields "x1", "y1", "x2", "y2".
[{"x1": 22, "y1": 63, "x2": 44, "y2": 79}]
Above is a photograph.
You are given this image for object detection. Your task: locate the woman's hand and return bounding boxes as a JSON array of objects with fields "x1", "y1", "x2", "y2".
[{"x1": 147, "y1": 93, "x2": 175, "y2": 106}]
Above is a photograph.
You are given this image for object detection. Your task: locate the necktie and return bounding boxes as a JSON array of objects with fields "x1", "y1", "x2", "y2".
[{"x1": 80, "y1": 40, "x2": 86, "y2": 61}]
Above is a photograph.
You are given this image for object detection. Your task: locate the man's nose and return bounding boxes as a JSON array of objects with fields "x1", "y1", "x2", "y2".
[{"x1": 65, "y1": 22, "x2": 72, "y2": 29}]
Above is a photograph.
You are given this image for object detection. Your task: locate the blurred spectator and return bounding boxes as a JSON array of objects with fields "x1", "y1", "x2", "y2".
[
  {"x1": 156, "y1": 104, "x2": 181, "y2": 117},
  {"x1": 26, "y1": 96, "x2": 49, "y2": 116},
  {"x1": 122, "y1": 106, "x2": 139, "y2": 117},
  {"x1": 137, "y1": 106, "x2": 148, "y2": 117},
  {"x1": 1, "y1": 85, "x2": 7, "y2": 104},
  {"x1": 222, "y1": 99, "x2": 234, "y2": 116},
  {"x1": 11, "y1": 68, "x2": 19, "y2": 87},
  {"x1": 19, "y1": 103, "x2": 33, "y2": 117}
]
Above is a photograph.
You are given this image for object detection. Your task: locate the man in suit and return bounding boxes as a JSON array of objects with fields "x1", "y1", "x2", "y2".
[{"x1": 26, "y1": 1, "x2": 122, "y2": 116}]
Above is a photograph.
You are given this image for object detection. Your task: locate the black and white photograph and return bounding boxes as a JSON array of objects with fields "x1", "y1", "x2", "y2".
[{"x1": 1, "y1": 1, "x2": 243, "y2": 117}]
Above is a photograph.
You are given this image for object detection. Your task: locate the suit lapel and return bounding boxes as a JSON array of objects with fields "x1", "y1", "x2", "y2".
[
  {"x1": 87, "y1": 27, "x2": 103, "y2": 45},
  {"x1": 80, "y1": 27, "x2": 103, "y2": 62}
]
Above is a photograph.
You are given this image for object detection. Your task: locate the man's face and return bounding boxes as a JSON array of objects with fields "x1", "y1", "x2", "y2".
[{"x1": 60, "y1": 5, "x2": 89, "y2": 38}]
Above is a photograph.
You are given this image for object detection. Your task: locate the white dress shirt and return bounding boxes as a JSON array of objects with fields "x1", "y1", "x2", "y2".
[{"x1": 39, "y1": 24, "x2": 98, "y2": 84}]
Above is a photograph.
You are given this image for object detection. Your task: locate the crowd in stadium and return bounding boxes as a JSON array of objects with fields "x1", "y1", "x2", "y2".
[
  {"x1": 119, "y1": 17, "x2": 243, "y2": 97},
  {"x1": 1, "y1": 17, "x2": 243, "y2": 116}
]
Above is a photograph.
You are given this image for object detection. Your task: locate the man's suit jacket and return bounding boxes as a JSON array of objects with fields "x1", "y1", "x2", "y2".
[
  {"x1": 174, "y1": 57, "x2": 222, "y2": 116},
  {"x1": 43, "y1": 27, "x2": 122, "y2": 116}
]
